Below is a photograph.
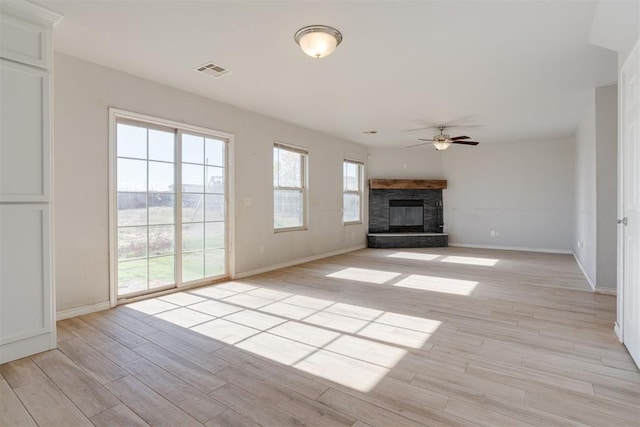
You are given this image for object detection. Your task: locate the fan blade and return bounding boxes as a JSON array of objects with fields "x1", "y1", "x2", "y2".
[
  {"x1": 406, "y1": 141, "x2": 434, "y2": 148},
  {"x1": 451, "y1": 140, "x2": 479, "y2": 145},
  {"x1": 450, "y1": 135, "x2": 470, "y2": 141},
  {"x1": 417, "y1": 138, "x2": 434, "y2": 141}
]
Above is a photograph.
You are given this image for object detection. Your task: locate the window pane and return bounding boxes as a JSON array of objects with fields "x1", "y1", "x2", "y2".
[
  {"x1": 118, "y1": 158, "x2": 147, "y2": 192},
  {"x1": 118, "y1": 259, "x2": 147, "y2": 295},
  {"x1": 206, "y1": 166, "x2": 225, "y2": 194},
  {"x1": 273, "y1": 147, "x2": 279, "y2": 186},
  {"x1": 183, "y1": 134, "x2": 204, "y2": 164},
  {"x1": 182, "y1": 164, "x2": 204, "y2": 192},
  {"x1": 344, "y1": 193, "x2": 361, "y2": 222},
  {"x1": 118, "y1": 226, "x2": 147, "y2": 260},
  {"x1": 117, "y1": 123, "x2": 147, "y2": 159},
  {"x1": 183, "y1": 251, "x2": 204, "y2": 282},
  {"x1": 205, "y1": 222, "x2": 225, "y2": 249},
  {"x1": 149, "y1": 161, "x2": 174, "y2": 192},
  {"x1": 276, "y1": 149, "x2": 302, "y2": 188},
  {"x1": 118, "y1": 192, "x2": 147, "y2": 226},
  {"x1": 149, "y1": 194, "x2": 174, "y2": 225},
  {"x1": 182, "y1": 194, "x2": 204, "y2": 223},
  {"x1": 344, "y1": 162, "x2": 359, "y2": 191},
  {"x1": 274, "y1": 189, "x2": 303, "y2": 228},
  {"x1": 149, "y1": 129, "x2": 174, "y2": 162},
  {"x1": 149, "y1": 225, "x2": 174, "y2": 256},
  {"x1": 205, "y1": 249, "x2": 225, "y2": 277},
  {"x1": 205, "y1": 138, "x2": 225, "y2": 167},
  {"x1": 149, "y1": 255, "x2": 175, "y2": 288},
  {"x1": 183, "y1": 223, "x2": 204, "y2": 251},
  {"x1": 205, "y1": 194, "x2": 224, "y2": 221}
]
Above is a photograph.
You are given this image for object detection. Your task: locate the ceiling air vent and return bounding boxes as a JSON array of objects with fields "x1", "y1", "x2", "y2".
[{"x1": 195, "y1": 62, "x2": 233, "y2": 78}]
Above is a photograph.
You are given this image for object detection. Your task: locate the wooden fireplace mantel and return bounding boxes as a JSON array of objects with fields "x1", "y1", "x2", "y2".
[{"x1": 369, "y1": 179, "x2": 447, "y2": 190}]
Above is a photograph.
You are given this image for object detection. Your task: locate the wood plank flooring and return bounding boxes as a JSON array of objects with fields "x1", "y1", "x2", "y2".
[{"x1": 2, "y1": 247, "x2": 639, "y2": 426}]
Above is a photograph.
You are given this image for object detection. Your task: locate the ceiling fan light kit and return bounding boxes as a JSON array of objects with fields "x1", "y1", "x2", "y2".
[
  {"x1": 408, "y1": 126, "x2": 480, "y2": 150},
  {"x1": 433, "y1": 140, "x2": 452, "y2": 151},
  {"x1": 294, "y1": 25, "x2": 342, "y2": 58}
]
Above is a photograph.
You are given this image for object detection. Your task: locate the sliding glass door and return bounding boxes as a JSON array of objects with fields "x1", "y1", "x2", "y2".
[
  {"x1": 114, "y1": 117, "x2": 227, "y2": 298},
  {"x1": 181, "y1": 133, "x2": 226, "y2": 282}
]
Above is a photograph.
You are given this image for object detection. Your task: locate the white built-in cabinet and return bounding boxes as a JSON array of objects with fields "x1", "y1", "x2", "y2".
[{"x1": 0, "y1": 1, "x2": 61, "y2": 364}]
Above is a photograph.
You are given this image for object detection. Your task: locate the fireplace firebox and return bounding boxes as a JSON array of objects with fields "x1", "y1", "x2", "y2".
[{"x1": 389, "y1": 200, "x2": 424, "y2": 232}]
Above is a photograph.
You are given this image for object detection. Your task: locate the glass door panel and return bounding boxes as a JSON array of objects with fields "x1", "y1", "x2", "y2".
[
  {"x1": 116, "y1": 122, "x2": 176, "y2": 296},
  {"x1": 181, "y1": 133, "x2": 226, "y2": 284}
]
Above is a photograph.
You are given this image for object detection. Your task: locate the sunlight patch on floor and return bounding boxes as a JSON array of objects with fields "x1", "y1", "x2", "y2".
[
  {"x1": 294, "y1": 349, "x2": 390, "y2": 392},
  {"x1": 153, "y1": 307, "x2": 214, "y2": 328},
  {"x1": 440, "y1": 255, "x2": 499, "y2": 266},
  {"x1": 128, "y1": 278, "x2": 442, "y2": 393},
  {"x1": 386, "y1": 252, "x2": 441, "y2": 261},
  {"x1": 393, "y1": 274, "x2": 479, "y2": 295},
  {"x1": 326, "y1": 267, "x2": 401, "y2": 284}
]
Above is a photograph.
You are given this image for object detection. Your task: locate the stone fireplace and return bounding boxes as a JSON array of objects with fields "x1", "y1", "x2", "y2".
[{"x1": 368, "y1": 179, "x2": 448, "y2": 248}]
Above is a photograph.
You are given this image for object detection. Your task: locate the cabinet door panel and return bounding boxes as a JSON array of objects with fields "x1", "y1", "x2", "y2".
[
  {"x1": 0, "y1": 14, "x2": 48, "y2": 68},
  {"x1": 0, "y1": 204, "x2": 51, "y2": 344},
  {"x1": 0, "y1": 59, "x2": 49, "y2": 201}
]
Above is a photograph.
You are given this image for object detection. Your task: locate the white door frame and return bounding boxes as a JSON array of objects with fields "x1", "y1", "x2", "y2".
[{"x1": 617, "y1": 39, "x2": 640, "y2": 353}]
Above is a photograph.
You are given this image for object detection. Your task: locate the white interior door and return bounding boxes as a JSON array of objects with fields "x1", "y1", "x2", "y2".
[{"x1": 620, "y1": 41, "x2": 640, "y2": 368}]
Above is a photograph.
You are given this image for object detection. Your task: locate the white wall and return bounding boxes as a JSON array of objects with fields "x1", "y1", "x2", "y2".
[
  {"x1": 574, "y1": 85, "x2": 619, "y2": 290},
  {"x1": 590, "y1": 0, "x2": 639, "y2": 67},
  {"x1": 54, "y1": 52, "x2": 367, "y2": 312},
  {"x1": 595, "y1": 85, "x2": 618, "y2": 289},
  {"x1": 574, "y1": 91, "x2": 597, "y2": 284},
  {"x1": 367, "y1": 147, "x2": 443, "y2": 179},
  {"x1": 442, "y1": 138, "x2": 575, "y2": 252}
]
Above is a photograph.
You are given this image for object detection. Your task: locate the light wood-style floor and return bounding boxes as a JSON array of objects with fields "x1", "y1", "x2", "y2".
[{"x1": 2, "y1": 247, "x2": 639, "y2": 426}]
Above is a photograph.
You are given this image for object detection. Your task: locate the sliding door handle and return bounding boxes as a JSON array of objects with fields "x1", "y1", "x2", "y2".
[{"x1": 617, "y1": 217, "x2": 628, "y2": 226}]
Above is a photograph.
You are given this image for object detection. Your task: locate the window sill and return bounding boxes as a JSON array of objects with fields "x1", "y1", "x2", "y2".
[
  {"x1": 274, "y1": 226, "x2": 307, "y2": 233},
  {"x1": 343, "y1": 221, "x2": 363, "y2": 226}
]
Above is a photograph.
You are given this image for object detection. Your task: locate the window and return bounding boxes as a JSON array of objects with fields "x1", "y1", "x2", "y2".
[
  {"x1": 273, "y1": 143, "x2": 307, "y2": 230},
  {"x1": 343, "y1": 159, "x2": 363, "y2": 224},
  {"x1": 112, "y1": 112, "x2": 228, "y2": 299}
]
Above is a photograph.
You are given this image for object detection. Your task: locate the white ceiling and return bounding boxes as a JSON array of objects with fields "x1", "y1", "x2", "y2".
[{"x1": 39, "y1": 0, "x2": 619, "y2": 147}]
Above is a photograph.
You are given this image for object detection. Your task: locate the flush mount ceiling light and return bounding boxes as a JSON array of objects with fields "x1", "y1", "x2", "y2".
[{"x1": 294, "y1": 25, "x2": 342, "y2": 58}]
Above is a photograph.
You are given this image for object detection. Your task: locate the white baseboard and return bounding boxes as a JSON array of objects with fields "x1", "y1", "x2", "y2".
[
  {"x1": 595, "y1": 287, "x2": 617, "y2": 296},
  {"x1": 614, "y1": 322, "x2": 623, "y2": 343},
  {"x1": 56, "y1": 301, "x2": 110, "y2": 321},
  {"x1": 448, "y1": 243, "x2": 572, "y2": 254},
  {"x1": 232, "y1": 244, "x2": 367, "y2": 279},
  {"x1": 572, "y1": 251, "x2": 596, "y2": 291}
]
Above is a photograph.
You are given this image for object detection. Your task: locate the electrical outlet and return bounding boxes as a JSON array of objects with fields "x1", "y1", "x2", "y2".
[
  {"x1": 259, "y1": 245, "x2": 265, "y2": 254},
  {"x1": 490, "y1": 230, "x2": 496, "y2": 237},
  {"x1": 495, "y1": 230, "x2": 500, "y2": 237},
  {"x1": 244, "y1": 197, "x2": 252, "y2": 206}
]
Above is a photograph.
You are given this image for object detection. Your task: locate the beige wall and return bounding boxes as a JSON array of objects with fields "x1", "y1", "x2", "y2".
[
  {"x1": 367, "y1": 147, "x2": 443, "y2": 179},
  {"x1": 574, "y1": 91, "x2": 597, "y2": 285},
  {"x1": 54, "y1": 52, "x2": 367, "y2": 312},
  {"x1": 369, "y1": 138, "x2": 576, "y2": 252},
  {"x1": 595, "y1": 84, "x2": 618, "y2": 289},
  {"x1": 442, "y1": 138, "x2": 575, "y2": 251}
]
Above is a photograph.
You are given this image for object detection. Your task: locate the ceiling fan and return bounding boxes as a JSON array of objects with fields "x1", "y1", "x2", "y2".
[{"x1": 407, "y1": 126, "x2": 480, "y2": 151}]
